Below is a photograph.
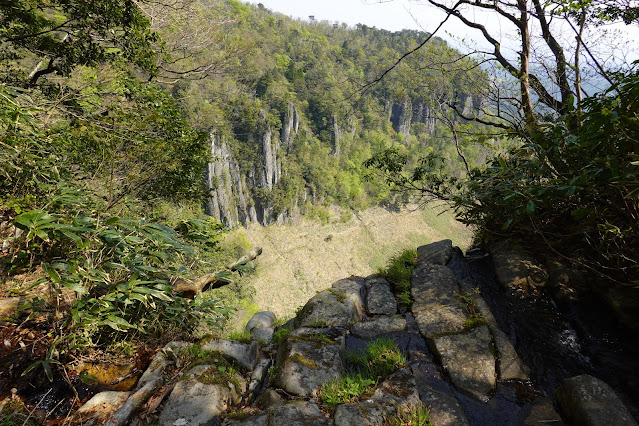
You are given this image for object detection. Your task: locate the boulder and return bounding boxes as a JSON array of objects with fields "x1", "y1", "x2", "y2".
[
  {"x1": 364, "y1": 277, "x2": 397, "y2": 315},
  {"x1": 411, "y1": 264, "x2": 467, "y2": 338},
  {"x1": 411, "y1": 364, "x2": 469, "y2": 426},
  {"x1": 555, "y1": 374, "x2": 638, "y2": 426},
  {"x1": 490, "y1": 326, "x2": 528, "y2": 381},
  {"x1": 432, "y1": 326, "x2": 496, "y2": 400},
  {"x1": 158, "y1": 365, "x2": 234, "y2": 426},
  {"x1": 371, "y1": 368, "x2": 421, "y2": 412},
  {"x1": 74, "y1": 391, "x2": 130, "y2": 425},
  {"x1": 269, "y1": 401, "x2": 331, "y2": 426},
  {"x1": 416, "y1": 239, "x2": 453, "y2": 266},
  {"x1": 274, "y1": 328, "x2": 345, "y2": 396},
  {"x1": 350, "y1": 316, "x2": 407, "y2": 339},
  {"x1": 295, "y1": 285, "x2": 364, "y2": 328},
  {"x1": 488, "y1": 240, "x2": 548, "y2": 290},
  {"x1": 333, "y1": 401, "x2": 391, "y2": 426},
  {"x1": 201, "y1": 339, "x2": 259, "y2": 371},
  {"x1": 246, "y1": 311, "x2": 276, "y2": 328}
]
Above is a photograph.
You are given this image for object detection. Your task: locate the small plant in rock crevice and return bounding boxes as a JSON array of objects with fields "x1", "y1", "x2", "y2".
[
  {"x1": 320, "y1": 374, "x2": 377, "y2": 408},
  {"x1": 320, "y1": 338, "x2": 406, "y2": 409},
  {"x1": 385, "y1": 404, "x2": 432, "y2": 426},
  {"x1": 454, "y1": 287, "x2": 486, "y2": 330},
  {"x1": 271, "y1": 328, "x2": 292, "y2": 345},
  {"x1": 378, "y1": 249, "x2": 417, "y2": 307}
]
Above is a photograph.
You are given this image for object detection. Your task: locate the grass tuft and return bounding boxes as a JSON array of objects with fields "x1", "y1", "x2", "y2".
[
  {"x1": 378, "y1": 249, "x2": 418, "y2": 307},
  {"x1": 385, "y1": 404, "x2": 432, "y2": 426}
]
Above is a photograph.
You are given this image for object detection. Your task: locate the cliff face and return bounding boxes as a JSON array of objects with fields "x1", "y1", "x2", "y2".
[
  {"x1": 204, "y1": 132, "x2": 258, "y2": 227},
  {"x1": 205, "y1": 109, "x2": 291, "y2": 227}
]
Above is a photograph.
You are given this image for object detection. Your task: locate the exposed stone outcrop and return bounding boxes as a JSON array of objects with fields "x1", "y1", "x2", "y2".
[
  {"x1": 67, "y1": 241, "x2": 638, "y2": 426},
  {"x1": 274, "y1": 327, "x2": 346, "y2": 397},
  {"x1": 281, "y1": 102, "x2": 299, "y2": 154},
  {"x1": 204, "y1": 132, "x2": 258, "y2": 227},
  {"x1": 158, "y1": 365, "x2": 237, "y2": 426},
  {"x1": 390, "y1": 97, "x2": 412, "y2": 137},
  {"x1": 201, "y1": 339, "x2": 259, "y2": 371},
  {"x1": 204, "y1": 109, "x2": 285, "y2": 227},
  {"x1": 364, "y1": 276, "x2": 397, "y2": 315},
  {"x1": 245, "y1": 311, "x2": 276, "y2": 344},
  {"x1": 294, "y1": 279, "x2": 364, "y2": 328},
  {"x1": 350, "y1": 316, "x2": 406, "y2": 339},
  {"x1": 331, "y1": 114, "x2": 341, "y2": 156}
]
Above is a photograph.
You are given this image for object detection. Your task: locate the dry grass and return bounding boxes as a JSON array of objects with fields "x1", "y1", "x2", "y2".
[{"x1": 236, "y1": 204, "x2": 472, "y2": 319}]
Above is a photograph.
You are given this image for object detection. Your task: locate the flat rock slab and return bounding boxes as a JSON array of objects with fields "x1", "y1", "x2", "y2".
[
  {"x1": 201, "y1": 339, "x2": 258, "y2": 371},
  {"x1": 270, "y1": 401, "x2": 331, "y2": 426},
  {"x1": 334, "y1": 401, "x2": 391, "y2": 426},
  {"x1": 364, "y1": 277, "x2": 397, "y2": 315},
  {"x1": 488, "y1": 240, "x2": 548, "y2": 290},
  {"x1": 371, "y1": 368, "x2": 421, "y2": 411},
  {"x1": 417, "y1": 239, "x2": 453, "y2": 266},
  {"x1": 158, "y1": 366, "x2": 232, "y2": 426},
  {"x1": 295, "y1": 283, "x2": 364, "y2": 328},
  {"x1": 432, "y1": 326, "x2": 496, "y2": 401},
  {"x1": 555, "y1": 374, "x2": 638, "y2": 426},
  {"x1": 350, "y1": 316, "x2": 407, "y2": 339},
  {"x1": 412, "y1": 264, "x2": 467, "y2": 338},
  {"x1": 411, "y1": 363, "x2": 469, "y2": 426},
  {"x1": 490, "y1": 326, "x2": 528, "y2": 381},
  {"x1": 75, "y1": 391, "x2": 130, "y2": 425},
  {"x1": 274, "y1": 327, "x2": 345, "y2": 396}
]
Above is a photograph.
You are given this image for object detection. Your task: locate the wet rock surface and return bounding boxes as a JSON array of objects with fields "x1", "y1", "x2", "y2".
[{"x1": 555, "y1": 374, "x2": 638, "y2": 426}]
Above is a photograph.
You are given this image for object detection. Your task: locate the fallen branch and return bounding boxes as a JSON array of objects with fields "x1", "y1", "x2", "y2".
[{"x1": 172, "y1": 247, "x2": 262, "y2": 298}]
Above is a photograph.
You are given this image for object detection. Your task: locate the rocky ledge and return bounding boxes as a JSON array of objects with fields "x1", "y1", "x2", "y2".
[{"x1": 56, "y1": 240, "x2": 637, "y2": 425}]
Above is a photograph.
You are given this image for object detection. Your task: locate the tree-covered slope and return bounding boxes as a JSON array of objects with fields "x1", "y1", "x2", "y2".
[{"x1": 163, "y1": 0, "x2": 491, "y2": 226}]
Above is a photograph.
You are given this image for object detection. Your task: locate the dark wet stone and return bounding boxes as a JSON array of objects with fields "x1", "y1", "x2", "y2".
[{"x1": 555, "y1": 374, "x2": 638, "y2": 426}]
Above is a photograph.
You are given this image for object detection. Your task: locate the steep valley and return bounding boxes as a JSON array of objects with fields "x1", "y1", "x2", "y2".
[{"x1": 237, "y1": 205, "x2": 472, "y2": 319}]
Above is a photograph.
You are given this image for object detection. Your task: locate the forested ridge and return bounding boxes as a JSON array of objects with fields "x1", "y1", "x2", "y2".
[{"x1": 0, "y1": 0, "x2": 638, "y2": 422}]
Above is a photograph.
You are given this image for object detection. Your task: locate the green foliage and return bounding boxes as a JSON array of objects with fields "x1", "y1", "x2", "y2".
[
  {"x1": 378, "y1": 249, "x2": 417, "y2": 307},
  {"x1": 366, "y1": 67, "x2": 639, "y2": 286},
  {"x1": 385, "y1": 404, "x2": 432, "y2": 426},
  {"x1": 320, "y1": 374, "x2": 377, "y2": 408},
  {"x1": 347, "y1": 338, "x2": 407, "y2": 379},
  {"x1": 0, "y1": 0, "x2": 157, "y2": 85},
  {"x1": 271, "y1": 327, "x2": 292, "y2": 345},
  {"x1": 321, "y1": 338, "x2": 406, "y2": 409}
]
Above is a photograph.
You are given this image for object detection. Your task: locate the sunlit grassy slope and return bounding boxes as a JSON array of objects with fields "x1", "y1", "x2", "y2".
[{"x1": 233, "y1": 204, "x2": 472, "y2": 319}]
